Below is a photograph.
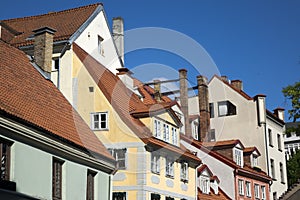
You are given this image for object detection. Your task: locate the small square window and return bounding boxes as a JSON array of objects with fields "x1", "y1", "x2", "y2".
[
  {"x1": 218, "y1": 101, "x2": 236, "y2": 117},
  {"x1": 91, "y1": 112, "x2": 108, "y2": 130},
  {"x1": 108, "y1": 149, "x2": 126, "y2": 169}
]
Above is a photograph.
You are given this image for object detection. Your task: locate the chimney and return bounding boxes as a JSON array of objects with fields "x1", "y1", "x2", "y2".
[
  {"x1": 112, "y1": 17, "x2": 124, "y2": 66},
  {"x1": 197, "y1": 75, "x2": 210, "y2": 141},
  {"x1": 254, "y1": 94, "x2": 267, "y2": 125},
  {"x1": 33, "y1": 27, "x2": 56, "y2": 74},
  {"x1": 220, "y1": 75, "x2": 228, "y2": 83},
  {"x1": 273, "y1": 107, "x2": 285, "y2": 121},
  {"x1": 179, "y1": 69, "x2": 191, "y2": 138},
  {"x1": 231, "y1": 80, "x2": 243, "y2": 91},
  {"x1": 153, "y1": 80, "x2": 162, "y2": 102}
]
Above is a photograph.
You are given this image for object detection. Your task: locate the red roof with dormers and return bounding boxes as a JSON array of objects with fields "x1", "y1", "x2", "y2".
[
  {"x1": 0, "y1": 40, "x2": 115, "y2": 164},
  {"x1": 197, "y1": 188, "x2": 231, "y2": 200},
  {"x1": 1, "y1": 3, "x2": 101, "y2": 47},
  {"x1": 72, "y1": 43, "x2": 201, "y2": 165}
]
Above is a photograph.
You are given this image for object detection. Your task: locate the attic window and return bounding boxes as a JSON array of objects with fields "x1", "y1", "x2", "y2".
[
  {"x1": 234, "y1": 148, "x2": 243, "y2": 167},
  {"x1": 218, "y1": 101, "x2": 236, "y2": 117},
  {"x1": 200, "y1": 175, "x2": 210, "y2": 194},
  {"x1": 98, "y1": 35, "x2": 104, "y2": 55},
  {"x1": 91, "y1": 112, "x2": 108, "y2": 130},
  {"x1": 252, "y1": 155, "x2": 258, "y2": 168}
]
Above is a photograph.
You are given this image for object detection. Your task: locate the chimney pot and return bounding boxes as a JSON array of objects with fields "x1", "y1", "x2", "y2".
[
  {"x1": 231, "y1": 80, "x2": 243, "y2": 91},
  {"x1": 33, "y1": 27, "x2": 56, "y2": 74},
  {"x1": 273, "y1": 107, "x2": 285, "y2": 121},
  {"x1": 220, "y1": 75, "x2": 228, "y2": 82}
]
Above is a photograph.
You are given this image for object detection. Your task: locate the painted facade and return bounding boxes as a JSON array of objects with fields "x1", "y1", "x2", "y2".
[
  {"x1": 0, "y1": 40, "x2": 115, "y2": 199},
  {"x1": 188, "y1": 75, "x2": 288, "y2": 197}
]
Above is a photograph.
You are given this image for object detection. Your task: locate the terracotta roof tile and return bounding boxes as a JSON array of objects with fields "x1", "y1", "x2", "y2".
[
  {"x1": 0, "y1": 40, "x2": 115, "y2": 163},
  {"x1": 1, "y1": 3, "x2": 100, "y2": 47},
  {"x1": 73, "y1": 43, "x2": 200, "y2": 164},
  {"x1": 243, "y1": 146, "x2": 261, "y2": 156},
  {"x1": 201, "y1": 139, "x2": 244, "y2": 149},
  {"x1": 197, "y1": 188, "x2": 231, "y2": 200}
]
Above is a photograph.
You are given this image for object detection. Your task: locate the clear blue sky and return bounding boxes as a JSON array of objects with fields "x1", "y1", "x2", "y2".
[{"x1": 1, "y1": 0, "x2": 299, "y2": 122}]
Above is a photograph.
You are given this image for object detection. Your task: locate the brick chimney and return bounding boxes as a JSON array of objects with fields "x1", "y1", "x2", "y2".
[
  {"x1": 231, "y1": 80, "x2": 243, "y2": 91},
  {"x1": 33, "y1": 27, "x2": 56, "y2": 74},
  {"x1": 153, "y1": 80, "x2": 162, "y2": 102},
  {"x1": 112, "y1": 17, "x2": 124, "y2": 65},
  {"x1": 220, "y1": 75, "x2": 228, "y2": 83},
  {"x1": 179, "y1": 69, "x2": 191, "y2": 138},
  {"x1": 273, "y1": 107, "x2": 285, "y2": 121},
  {"x1": 197, "y1": 75, "x2": 210, "y2": 141}
]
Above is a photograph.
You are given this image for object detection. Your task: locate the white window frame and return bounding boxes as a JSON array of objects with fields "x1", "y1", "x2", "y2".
[
  {"x1": 261, "y1": 186, "x2": 266, "y2": 200},
  {"x1": 154, "y1": 119, "x2": 161, "y2": 139},
  {"x1": 238, "y1": 179, "x2": 244, "y2": 196},
  {"x1": 254, "y1": 184, "x2": 260, "y2": 199},
  {"x1": 200, "y1": 176, "x2": 210, "y2": 194},
  {"x1": 151, "y1": 153, "x2": 160, "y2": 174},
  {"x1": 163, "y1": 124, "x2": 169, "y2": 142},
  {"x1": 180, "y1": 162, "x2": 189, "y2": 182},
  {"x1": 165, "y1": 157, "x2": 174, "y2": 178},
  {"x1": 245, "y1": 181, "x2": 251, "y2": 197},
  {"x1": 192, "y1": 121, "x2": 198, "y2": 140},
  {"x1": 108, "y1": 149, "x2": 126, "y2": 169},
  {"x1": 252, "y1": 154, "x2": 258, "y2": 168},
  {"x1": 234, "y1": 148, "x2": 243, "y2": 167},
  {"x1": 91, "y1": 112, "x2": 108, "y2": 130},
  {"x1": 171, "y1": 127, "x2": 177, "y2": 145}
]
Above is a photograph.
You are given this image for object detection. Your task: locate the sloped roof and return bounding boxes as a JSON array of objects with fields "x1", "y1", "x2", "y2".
[
  {"x1": 72, "y1": 43, "x2": 201, "y2": 164},
  {"x1": 197, "y1": 188, "x2": 231, "y2": 200},
  {"x1": 181, "y1": 135, "x2": 271, "y2": 182},
  {"x1": 243, "y1": 147, "x2": 261, "y2": 156},
  {"x1": 201, "y1": 139, "x2": 245, "y2": 150},
  {"x1": 0, "y1": 3, "x2": 101, "y2": 47},
  {"x1": 0, "y1": 40, "x2": 115, "y2": 164}
]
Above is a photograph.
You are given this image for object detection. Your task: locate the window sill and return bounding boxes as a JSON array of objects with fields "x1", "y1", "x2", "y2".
[
  {"x1": 278, "y1": 149, "x2": 283, "y2": 152},
  {"x1": 165, "y1": 174, "x2": 174, "y2": 179},
  {"x1": 181, "y1": 179, "x2": 189, "y2": 183},
  {"x1": 269, "y1": 144, "x2": 274, "y2": 148},
  {"x1": 281, "y1": 181, "x2": 286, "y2": 184},
  {"x1": 151, "y1": 171, "x2": 160, "y2": 175},
  {"x1": 93, "y1": 128, "x2": 109, "y2": 131},
  {"x1": 272, "y1": 178, "x2": 277, "y2": 181}
]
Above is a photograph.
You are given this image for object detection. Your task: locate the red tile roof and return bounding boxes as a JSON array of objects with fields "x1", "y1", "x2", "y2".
[
  {"x1": 1, "y1": 3, "x2": 101, "y2": 47},
  {"x1": 243, "y1": 146, "x2": 261, "y2": 156},
  {"x1": 201, "y1": 139, "x2": 244, "y2": 149},
  {"x1": 72, "y1": 43, "x2": 201, "y2": 164},
  {"x1": 181, "y1": 135, "x2": 271, "y2": 182},
  {"x1": 197, "y1": 188, "x2": 231, "y2": 200},
  {"x1": 0, "y1": 40, "x2": 115, "y2": 164}
]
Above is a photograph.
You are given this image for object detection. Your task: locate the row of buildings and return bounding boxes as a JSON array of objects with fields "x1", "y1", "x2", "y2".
[{"x1": 0, "y1": 3, "x2": 288, "y2": 200}]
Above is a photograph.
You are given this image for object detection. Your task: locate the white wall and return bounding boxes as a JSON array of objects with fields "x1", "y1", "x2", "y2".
[
  {"x1": 181, "y1": 140, "x2": 235, "y2": 199},
  {"x1": 75, "y1": 10, "x2": 123, "y2": 75}
]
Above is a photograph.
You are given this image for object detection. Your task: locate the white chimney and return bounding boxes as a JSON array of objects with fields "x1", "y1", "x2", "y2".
[{"x1": 112, "y1": 17, "x2": 124, "y2": 66}]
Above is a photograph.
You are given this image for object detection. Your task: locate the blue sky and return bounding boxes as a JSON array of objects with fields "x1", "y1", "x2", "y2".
[{"x1": 1, "y1": 0, "x2": 299, "y2": 121}]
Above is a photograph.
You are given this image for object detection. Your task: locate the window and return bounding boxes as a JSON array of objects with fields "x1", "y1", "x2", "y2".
[
  {"x1": 91, "y1": 112, "x2": 108, "y2": 130},
  {"x1": 218, "y1": 101, "x2": 236, "y2": 117},
  {"x1": 270, "y1": 159, "x2": 275, "y2": 179},
  {"x1": 165, "y1": 157, "x2": 174, "y2": 178},
  {"x1": 245, "y1": 181, "x2": 251, "y2": 197},
  {"x1": 109, "y1": 149, "x2": 126, "y2": 169},
  {"x1": 98, "y1": 35, "x2": 104, "y2": 55},
  {"x1": 280, "y1": 162, "x2": 284, "y2": 183},
  {"x1": 113, "y1": 192, "x2": 126, "y2": 200},
  {"x1": 171, "y1": 127, "x2": 177, "y2": 145},
  {"x1": 163, "y1": 124, "x2": 169, "y2": 142},
  {"x1": 86, "y1": 170, "x2": 96, "y2": 200},
  {"x1": 209, "y1": 103, "x2": 214, "y2": 118},
  {"x1": 0, "y1": 140, "x2": 12, "y2": 181},
  {"x1": 180, "y1": 162, "x2": 188, "y2": 182},
  {"x1": 52, "y1": 57, "x2": 60, "y2": 71},
  {"x1": 154, "y1": 119, "x2": 161, "y2": 138},
  {"x1": 234, "y1": 148, "x2": 243, "y2": 167},
  {"x1": 200, "y1": 176, "x2": 210, "y2": 194},
  {"x1": 53, "y1": 158, "x2": 64, "y2": 200},
  {"x1": 192, "y1": 121, "x2": 198, "y2": 140},
  {"x1": 151, "y1": 153, "x2": 160, "y2": 174},
  {"x1": 165, "y1": 197, "x2": 174, "y2": 200},
  {"x1": 151, "y1": 193, "x2": 161, "y2": 200},
  {"x1": 208, "y1": 129, "x2": 216, "y2": 142},
  {"x1": 277, "y1": 134, "x2": 282, "y2": 151},
  {"x1": 238, "y1": 179, "x2": 244, "y2": 196},
  {"x1": 268, "y1": 129, "x2": 273, "y2": 147},
  {"x1": 261, "y1": 186, "x2": 266, "y2": 200},
  {"x1": 252, "y1": 155, "x2": 258, "y2": 167},
  {"x1": 254, "y1": 184, "x2": 260, "y2": 199},
  {"x1": 273, "y1": 192, "x2": 277, "y2": 200}
]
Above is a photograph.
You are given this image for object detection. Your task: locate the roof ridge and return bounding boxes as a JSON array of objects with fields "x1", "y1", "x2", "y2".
[{"x1": 2, "y1": 3, "x2": 101, "y2": 22}]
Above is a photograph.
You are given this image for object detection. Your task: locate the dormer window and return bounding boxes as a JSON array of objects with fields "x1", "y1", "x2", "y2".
[
  {"x1": 234, "y1": 148, "x2": 243, "y2": 167},
  {"x1": 252, "y1": 155, "x2": 258, "y2": 168},
  {"x1": 154, "y1": 119, "x2": 161, "y2": 138}
]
